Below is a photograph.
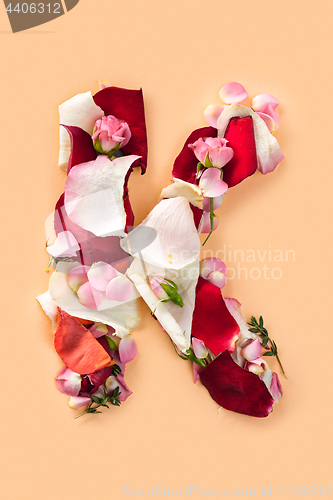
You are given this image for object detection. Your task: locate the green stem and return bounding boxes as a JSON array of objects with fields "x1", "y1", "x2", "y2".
[{"x1": 202, "y1": 197, "x2": 214, "y2": 246}]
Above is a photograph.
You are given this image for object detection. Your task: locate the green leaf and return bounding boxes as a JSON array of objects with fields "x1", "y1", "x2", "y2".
[
  {"x1": 91, "y1": 396, "x2": 101, "y2": 404},
  {"x1": 170, "y1": 292, "x2": 184, "y2": 308},
  {"x1": 263, "y1": 351, "x2": 274, "y2": 356},
  {"x1": 262, "y1": 337, "x2": 269, "y2": 347},
  {"x1": 249, "y1": 328, "x2": 259, "y2": 333},
  {"x1": 259, "y1": 316, "x2": 264, "y2": 328}
]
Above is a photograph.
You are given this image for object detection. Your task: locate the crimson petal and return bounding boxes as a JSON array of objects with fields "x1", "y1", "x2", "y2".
[
  {"x1": 222, "y1": 116, "x2": 257, "y2": 187},
  {"x1": 172, "y1": 126, "x2": 217, "y2": 184},
  {"x1": 93, "y1": 86, "x2": 148, "y2": 173},
  {"x1": 199, "y1": 350, "x2": 274, "y2": 418},
  {"x1": 62, "y1": 125, "x2": 97, "y2": 175},
  {"x1": 191, "y1": 277, "x2": 240, "y2": 355},
  {"x1": 54, "y1": 310, "x2": 111, "y2": 375}
]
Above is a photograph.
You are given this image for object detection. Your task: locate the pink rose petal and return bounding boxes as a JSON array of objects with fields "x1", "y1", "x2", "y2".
[
  {"x1": 77, "y1": 281, "x2": 103, "y2": 309},
  {"x1": 68, "y1": 396, "x2": 91, "y2": 409},
  {"x1": 200, "y1": 211, "x2": 219, "y2": 233},
  {"x1": 87, "y1": 261, "x2": 117, "y2": 291},
  {"x1": 204, "y1": 105, "x2": 224, "y2": 128},
  {"x1": 119, "y1": 335, "x2": 138, "y2": 364},
  {"x1": 241, "y1": 338, "x2": 262, "y2": 361},
  {"x1": 192, "y1": 337, "x2": 208, "y2": 359},
  {"x1": 55, "y1": 366, "x2": 82, "y2": 397},
  {"x1": 202, "y1": 196, "x2": 224, "y2": 211},
  {"x1": 219, "y1": 82, "x2": 248, "y2": 104},
  {"x1": 68, "y1": 265, "x2": 90, "y2": 292},
  {"x1": 105, "y1": 275, "x2": 132, "y2": 302},
  {"x1": 270, "y1": 372, "x2": 283, "y2": 403},
  {"x1": 199, "y1": 168, "x2": 228, "y2": 198}
]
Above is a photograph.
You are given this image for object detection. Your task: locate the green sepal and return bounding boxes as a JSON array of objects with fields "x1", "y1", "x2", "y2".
[{"x1": 105, "y1": 335, "x2": 118, "y2": 351}]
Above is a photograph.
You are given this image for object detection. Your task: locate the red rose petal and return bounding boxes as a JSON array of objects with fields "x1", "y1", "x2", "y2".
[
  {"x1": 54, "y1": 310, "x2": 112, "y2": 375},
  {"x1": 191, "y1": 277, "x2": 240, "y2": 355},
  {"x1": 172, "y1": 126, "x2": 217, "y2": 184},
  {"x1": 62, "y1": 125, "x2": 97, "y2": 175},
  {"x1": 199, "y1": 350, "x2": 274, "y2": 418},
  {"x1": 222, "y1": 116, "x2": 257, "y2": 187},
  {"x1": 93, "y1": 86, "x2": 148, "y2": 173}
]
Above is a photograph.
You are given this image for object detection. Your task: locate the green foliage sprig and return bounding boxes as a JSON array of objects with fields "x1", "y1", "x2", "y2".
[
  {"x1": 248, "y1": 316, "x2": 286, "y2": 378},
  {"x1": 75, "y1": 387, "x2": 122, "y2": 419}
]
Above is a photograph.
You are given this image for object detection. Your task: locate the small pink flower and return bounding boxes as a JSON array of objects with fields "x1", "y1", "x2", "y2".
[
  {"x1": 188, "y1": 137, "x2": 234, "y2": 169},
  {"x1": 92, "y1": 115, "x2": 131, "y2": 153}
]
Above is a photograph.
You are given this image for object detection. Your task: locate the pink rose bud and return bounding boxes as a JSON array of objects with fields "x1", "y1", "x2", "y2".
[
  {"x1": 92, "y1": 115, "x2": 131, "y2": 154},
  {"x1": 149, "y1": 276, "x2": 169, "y2": 300},
  {"x1": 188, "y1": 137, "x2": 234, "y2": 169}
]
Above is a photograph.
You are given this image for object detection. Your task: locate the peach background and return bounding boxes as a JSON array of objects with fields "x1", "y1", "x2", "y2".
[{"x1": 0, "y1": 1, "x2": 332, "y2": 498}]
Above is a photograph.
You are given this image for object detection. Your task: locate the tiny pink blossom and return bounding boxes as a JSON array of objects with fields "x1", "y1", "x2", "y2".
[
  {"x1": 188, "y1": 137, "x2": 234, "y2": 169},
  {"x1": 92, "y1": 115, "x2": 131, "y2": 153}
]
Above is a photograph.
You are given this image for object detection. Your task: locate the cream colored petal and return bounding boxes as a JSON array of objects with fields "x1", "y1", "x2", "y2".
[
  {"x1": 36, "y1": 290, "x2": 59, "y2": 331},
  {"x1": 58, "y1": 91, "x2": 104, "y2": 170},
  {"x1": 160, "y1": 178, "x2": 203, "y2": 209}
]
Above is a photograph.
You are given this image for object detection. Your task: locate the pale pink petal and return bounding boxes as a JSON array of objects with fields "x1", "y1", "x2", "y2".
[
  {"x1": 192, "y1": 337, "x2": 208, "y2": 359},
  {"x1": 207, "y1": 270, "x2": 226, "y2": 289},
  {"x1": 245, "y1": 357, "x2": 268, "y2": 376},
  {"x1": 47, "y1": 231, "x2": 80, "y2": 258},
  {"x1": 204, "y1": 105, "x2": 223, "y2": 128},
  {"x1": 105, "y1": 275, "x2": 132, "y2": 302},
  {"x1": 252, "y1": 93, "x2": 279, "y2": 112},
  {"x1": 224, "y1": 298, "x2": 247, "y2": 329},
  {"x1": 270, "y1": 372, "x2": 283, "y2": 403},
  {"x1": 241, "y1": 338, "x2": 262, "y2": 361},
  {"x1": 87, "y1": 262, "x2": 117, "y2": 291},
  {"x1": 77, "y1": 281, "x2": 103, "y2": 309},
  {"x1": 55, "y1": 366, "x2": 82, "y2": 396},
  {"x1": 199, "y1": 168, "x2": 228, "y2": 198},
  {"x1": 119, "y1": 334, "x2": 138, "y2": 363},
  {"x1": 200, "y1": 257, "x2": 227, "y2": 279},
  {"x1": 65, "y1": 155, "x2": 139, "y2": 237},
  {"x1": 219, "y1": 82, "x2": 247, "y2": 104},
  {"x1": 256, "y1": 111, "x2": 276, "y2": 133},
  {"x1": 199, "y1": 212, "x2": 219, "y2": 233},
  {"x1": 251, "y1": 112, "x2": 284, "y2": 174},
  {"x1": 193, "y1": 362, "x2": 203, "y2": 383},
  {"x1": 68, "y1": 265, "x2": 90, "y2": 292},
  {"x1": 202, "y1": 195, "x2": 224, "y2": 211},
  {"x1": 105, "y1": 375, "x2": 133, "y2": 402},
  {"x1": 89, "y1": 322, "x2": 108, "y2": 338},
  {"x1": 68, "y1": 396, "x2": 91, "y2": 409}
]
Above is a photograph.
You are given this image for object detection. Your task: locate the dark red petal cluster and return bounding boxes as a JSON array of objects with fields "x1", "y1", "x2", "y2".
[
  {"x1": 62, "y1": 125, "x2": 97, "y2": 174},
  {"x1": 172, "y1": 126, "x2": 216, "y2": 184},
  {"x1": 93, "y1": 86, "x2": 148, "y2": 173},
  {"x1": 54, "y1": 310, "x2": 111, "y2": 375},
  {"x1": 191, "y1": 277, "x2": 240, "y2": 355},
  {"x1": 199, "y1": 350, "x2": 274, "y2": 418},
  {"x1": 222, "y1": 116, "x2": 257, "y2": 187}
]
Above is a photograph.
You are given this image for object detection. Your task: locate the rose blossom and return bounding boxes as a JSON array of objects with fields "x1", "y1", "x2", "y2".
[
  {"x1": 188, "y1": 136, "x2": 234, "y2": 169},
  {"x1": 92, "y1": 115, "x2": 131, "y2": 153}
]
